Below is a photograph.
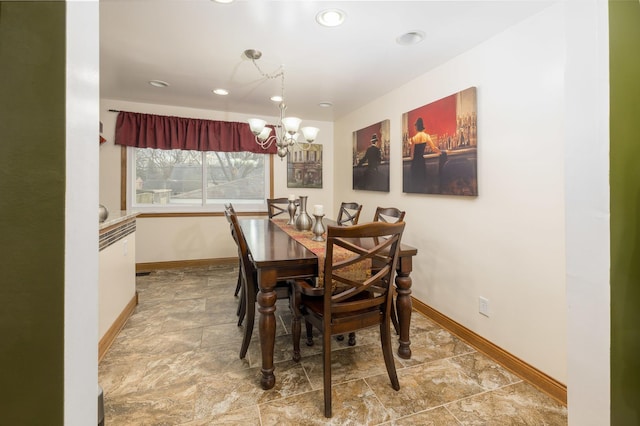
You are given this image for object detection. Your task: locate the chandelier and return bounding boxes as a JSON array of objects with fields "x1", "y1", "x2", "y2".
[{"x1": 244, "y1": 49, "x2": 319, "y2": 159}]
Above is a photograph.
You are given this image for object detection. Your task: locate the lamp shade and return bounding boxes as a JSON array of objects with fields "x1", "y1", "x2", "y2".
[
  {"x1": 301, "y1": 127, "x2": 320, "y2": 142},
  {"x1": 257, "y1": 126, "x2": 272, "y2": 142},
  {"x1": 248, "y1": 118, "x2": 267, "y2": 135},
  {"x1": 281, "y1": 117, "x2": 301, "y2": 134}
]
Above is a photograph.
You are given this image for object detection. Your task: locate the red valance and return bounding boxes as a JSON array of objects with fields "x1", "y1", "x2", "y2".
[{"x1": 114, "y1": 111, "x2": 276, "y2": 154}]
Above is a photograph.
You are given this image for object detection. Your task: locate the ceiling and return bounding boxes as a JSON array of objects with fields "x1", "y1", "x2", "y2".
[{"x1": 100, "y1": 0, "x2": 554, "y2": 122}]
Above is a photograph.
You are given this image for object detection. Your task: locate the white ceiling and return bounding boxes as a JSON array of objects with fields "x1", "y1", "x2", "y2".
[{"x1": 100, "y1": 0, "x2": 554, "y2": 122}]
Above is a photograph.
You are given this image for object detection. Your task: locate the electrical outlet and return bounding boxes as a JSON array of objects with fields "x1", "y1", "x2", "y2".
[{"x1": 479, "y1": 296, "x2": 489, "y2": 317}]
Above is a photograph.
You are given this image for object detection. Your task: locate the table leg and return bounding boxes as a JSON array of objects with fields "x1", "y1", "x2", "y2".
[
  {"x1": 257, "y1": 268, "x2": 277, "y2": 390},
  {"x1": 395, "y1": 256, "x2": 413, "y2": 359}
]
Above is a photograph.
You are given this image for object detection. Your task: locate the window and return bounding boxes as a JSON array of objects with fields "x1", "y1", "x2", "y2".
[{"x1": 128, "y1": 147, "x2": 270, "y2": 212}]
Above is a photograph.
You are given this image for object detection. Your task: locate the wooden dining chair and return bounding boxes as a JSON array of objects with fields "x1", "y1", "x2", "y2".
[
  {"x1": 336, "y1": 202, "x2": 362, "y2": 226},
  {"x1": 291, "y1": 221, "x2": 405, "y2": 418},
  {"x1": 373, "y1": 206, "x2": 406, "y2": 335},
  {"x1": 223, "y1": 204, "x2": 244, "y2": 300},
  {"x1": 224, "y1": 204, "x2": 246, "y2": 320},
  {"x1": 224, "y1": 204, "x2": 290, "y2": 359},
  {"x1": 267, "y1": 197, "x2": 296, "y2": 219},
  {"x1": 373, "y1": 206, "x2": 406, "y2": 223}
]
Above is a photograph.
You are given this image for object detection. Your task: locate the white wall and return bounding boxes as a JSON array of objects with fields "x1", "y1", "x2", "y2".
[
  {"x1": 335, "y1": 5, "x2": 567, "y2": 383},
  {"x1": 99, "y1": 99, "x2": 334, "y2": 263},
  {"x1": 66, "y1": 1, "x2": 99, "y2": 424},
  {"x1": 564, "y1": 1, "x2": 610, "y2": 424}
]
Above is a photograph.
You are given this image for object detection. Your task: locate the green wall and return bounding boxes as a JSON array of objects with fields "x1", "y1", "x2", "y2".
[
  {"x1": 0, "y1": 2, "x2": 66, "y2": 423},
  {"x1": 610, "y1": 1, "x2": 640, "y2": 424}
]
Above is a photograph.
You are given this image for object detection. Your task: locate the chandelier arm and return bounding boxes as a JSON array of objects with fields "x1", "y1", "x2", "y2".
[
  {"x1": 255, "y1": 134, "x2": 278, "y2": 149},
  {"x1": 294, "y1": 141, "x2": 313, "y2": 151}
]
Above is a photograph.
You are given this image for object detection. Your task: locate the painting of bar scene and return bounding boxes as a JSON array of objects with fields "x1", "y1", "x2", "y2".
[
  {"x1": 402, "y1": 87, "x2": 477, "y2": 196},
  {"x1": 352, "y1": 119, "x2": 390, "y2": 192}
]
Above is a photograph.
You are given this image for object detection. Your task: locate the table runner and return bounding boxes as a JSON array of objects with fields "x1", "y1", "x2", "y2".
[{"x1": 271, "y1": 218, "x2": 369, "y2": 287}]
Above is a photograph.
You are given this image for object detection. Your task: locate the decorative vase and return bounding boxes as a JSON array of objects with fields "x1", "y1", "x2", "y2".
[
  {"x1": 312, "y1": 214, "x2": 325, "y2": 242},
  {"x1": 99, "y1": 204, "x2": 109, "y2": 223},
  {"x1": 295, "y1": 196, "x2": 313, "y2": 231},
  {"x1": 287, "y1": 199, "x2": 297, "y2": 225}
]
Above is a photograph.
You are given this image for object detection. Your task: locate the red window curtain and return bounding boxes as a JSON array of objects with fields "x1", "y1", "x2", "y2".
[{"x1": 114, "y1": 111, "x2": 276, "y2": 154}]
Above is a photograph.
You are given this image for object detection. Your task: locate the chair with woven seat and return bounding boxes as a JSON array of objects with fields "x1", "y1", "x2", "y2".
[
  {"x1": 336, "y1": 202, "x2": 362, "y2": 226},
  {"x1": 373, "y1": 206, "x2": 406, "y2": 335},
  {"x1": 224, "y1": 204, "x2": 290, "y2": 359},
  {"x1": 291, "y1": 221, "x2": 405, "y2": 418}
]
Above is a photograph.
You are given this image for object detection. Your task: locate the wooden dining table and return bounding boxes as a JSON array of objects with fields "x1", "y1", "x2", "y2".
[{"x1": 239, "y1": 217, "x2": 418, "y2": 390}]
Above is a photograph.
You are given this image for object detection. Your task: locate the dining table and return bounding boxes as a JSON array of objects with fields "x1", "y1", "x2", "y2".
[{"x1": 239, "y1": 217, "x2": 418, "y2": 390}]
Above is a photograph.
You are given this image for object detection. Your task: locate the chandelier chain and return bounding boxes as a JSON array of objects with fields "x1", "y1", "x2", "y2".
[{"x1": 249, "y1": 58, "x2": 285, "y2": 100}]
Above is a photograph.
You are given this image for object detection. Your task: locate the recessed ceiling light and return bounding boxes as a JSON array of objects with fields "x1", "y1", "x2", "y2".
[
  {"x1": 316, "y1": 9, "x2": 346, "y2": 27},
  {"x1": 149, "y1": 80, "x2": 169, "y2": 88},
  {"x1": 318, "y1": 102, "x2": 333, "y2": 108},
  {"x1": 396, "y1": 31, "x2": 425, "y2": 46},
  {"x1": 211, "y1": 0, "x2": 234, "y2": 3},
  {"x1": 270, "y1": 95, "x2": 283, "y2": 102},
  {"x1": 213, "y1": 88, "x2": 229, "y2": 96}
]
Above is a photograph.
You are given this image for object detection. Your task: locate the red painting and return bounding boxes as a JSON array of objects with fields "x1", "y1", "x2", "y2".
[{"x1": 402, "y1": 87, "x2": 477, "y2": 196}]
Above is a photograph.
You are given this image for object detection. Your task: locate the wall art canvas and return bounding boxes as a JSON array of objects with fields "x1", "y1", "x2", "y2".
[
  {"x1": 287, "y1": 144, "x2": 323, "y2": 188},
  {"x1": 352, "y1": 119, "x2": 390, "y2": 192},
  {"x1": 402, "y1": 86, "x2": 477, "y2": 196}
]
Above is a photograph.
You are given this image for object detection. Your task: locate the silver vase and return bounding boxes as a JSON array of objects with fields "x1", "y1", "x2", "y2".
[
  {"x1": 295, "y1": 196, "x2": 312, "y2": 231},
  {"x1": 312, "y1": 214, "x2": 325, "y2": 242},
  {"x1": 287, "y1": 199, "x2": 297, "y2": 225},
  {"x1": 99, "y1": 204, "x2": 109, "y2": 223}
]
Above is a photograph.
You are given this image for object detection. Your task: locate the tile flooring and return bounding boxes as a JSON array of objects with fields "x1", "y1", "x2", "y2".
[{"x1": 99, "y1": 264, "x2": 567, "y2": 425}]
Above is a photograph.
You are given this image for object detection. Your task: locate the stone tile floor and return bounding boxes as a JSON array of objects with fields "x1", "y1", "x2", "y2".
[{"x1": 99, "y1": 264, "x2": 567, "y2": 425}]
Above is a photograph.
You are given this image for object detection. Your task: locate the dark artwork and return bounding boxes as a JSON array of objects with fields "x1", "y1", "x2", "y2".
[
  {"x1": 353, "y1": 119, "x2": 390, "y2": 192},
  {"x1": 402, "y1": 87, "x2": 478, "y2": 196},
  {"x1": 287, "y1": 144, "x2": 323, "y2": 188}
]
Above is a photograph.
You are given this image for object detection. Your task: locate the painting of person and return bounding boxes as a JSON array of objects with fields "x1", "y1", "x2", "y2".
[
  {"x1": 402, "y1": 87, "x2": 477, "y2": 196},
  {"x1": 352, "y1": 120, "x2": 390, "y2": 192},
  {"x1": 408, "y1": 117, "x2": 441, "y2": 185},
  {"x1": 358, "y1": 133, "x2": 383, "y2": 180}
]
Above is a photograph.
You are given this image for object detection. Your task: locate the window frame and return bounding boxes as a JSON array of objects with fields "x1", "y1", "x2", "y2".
[{"x1": 121, "y1": 146, "x2": 274, "y2": 215}]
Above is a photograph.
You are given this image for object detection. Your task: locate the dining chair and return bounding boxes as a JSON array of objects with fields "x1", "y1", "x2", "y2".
[
  {"x1": 224, "y1": 204, "x2": 243, "y2": 300},
  {"x1": 373, "y1": 206, "x2": 406, "y2": 335},
  {"x1": 333, "y1": 202, "x2": 364, "y2": 344},
  {"x1": 224, "y1": 204, "x2": 246, "y2": 320},
  {"x1": 267, "y1": 197, "x2": 296, "y2": 219},
  {"x1": 336, "y1": 202, "x2": 363, "y2": 226},
  {"x1": 291, "y1": 221, "x2": 405, "y2": 418},
  {"x1": 224, "y1": 204, "x2": 290, "y2": 359},
  {"x1": 373, "y1": 206, "x2": 406, "y2": 223}
]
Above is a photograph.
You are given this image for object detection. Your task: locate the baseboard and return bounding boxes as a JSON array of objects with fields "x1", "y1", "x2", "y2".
[
  {"x1": 136, "y1": 257, "x2": 237, "y2": 273},
  {"x1": 98, "y1": 293, "x2": 138, "y2": 362},
  {"x1": 411, "y1": 297, "x2": 567, "y2": 406}
]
